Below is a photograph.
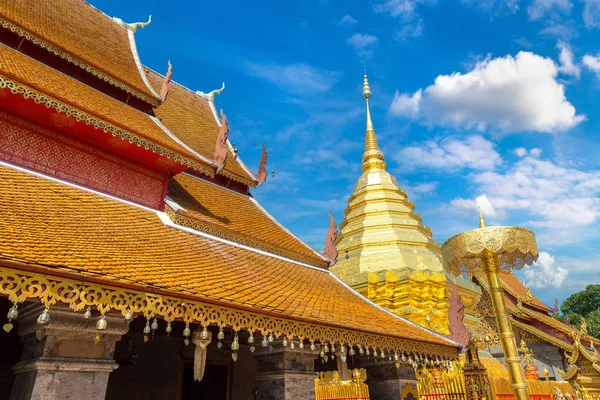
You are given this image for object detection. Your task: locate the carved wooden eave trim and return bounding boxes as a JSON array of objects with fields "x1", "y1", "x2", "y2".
[
  {"x1": 0, "y1": 17, "x2": 160, "y2": 107},
  {"x1": 0, "y1": 75, "x2": 213, "y2": 175},
  {"x1": 516, "y1": 301, "x2": 578, "y2": 337},
  {"x1": 511, "y1": 319, "x2": 573, "y2": 352},
  {"x1": 0, "y1": 262, "x2": 460, "y2": 359}
]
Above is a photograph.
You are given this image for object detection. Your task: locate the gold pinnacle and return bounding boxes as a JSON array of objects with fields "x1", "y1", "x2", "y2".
[
  {"x1": 361, "y1": 71, "x2": 385, "y2": 171},
  {"x1": 479, "y1": 207, "x2": 486, "y2": 228}
]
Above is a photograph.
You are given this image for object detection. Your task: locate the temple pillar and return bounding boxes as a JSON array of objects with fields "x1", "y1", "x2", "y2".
[
  {"x1": 253, "y1": 344, "x2": 318, "y2": 400},
  {"x1": 365, "y1": 362, "x2": 418, "y2": 400},
  {"x1": 9, "y1": 304, "x2": 129, "y2": 400}
]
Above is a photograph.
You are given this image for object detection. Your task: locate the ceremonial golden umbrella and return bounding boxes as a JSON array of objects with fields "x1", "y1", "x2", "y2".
[{"x1": 442, "y1": 212, "x2": 539, "y2": 400}]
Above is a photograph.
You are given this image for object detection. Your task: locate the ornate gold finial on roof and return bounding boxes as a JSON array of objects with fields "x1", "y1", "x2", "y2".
[
  {"x1": 128, "y1": 15, "x2": 151, "y2": 33},
  {"x1": 479, "y1": 207, "x2": 487, "y2": 228},
  {"x1": 361, "y1": 70, "x2": 385, "y2": 172},
  {"x1": 580, "y1": 318, "x2": 589, "y2": 335}
]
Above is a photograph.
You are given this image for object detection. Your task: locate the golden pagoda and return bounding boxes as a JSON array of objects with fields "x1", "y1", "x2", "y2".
[{"x1": 330, "y1": 73, "x2": 481, "y2": 333}]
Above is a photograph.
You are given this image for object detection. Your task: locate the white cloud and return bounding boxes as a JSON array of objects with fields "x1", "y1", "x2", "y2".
[
  {"x1": 395, "y1": 18, "x2": 424, "y2": 41},
  {"x1": 245, "y1": 62, "x2": 340, "y2": 95},
  {"x1": 402, "y1": 181, "x2": 439, "y2": 199},
  {"x1": 452, "y1": 154, "x2": 600, "y2": 236},
  {"x1": 390, "y1": 89, "x2": 422, "y2": 118},
  {"x1": 540, "y1": 21, "x2": 579, "y2": 41},
  {"x1": 461, "y1": 0, "x2": 520, "y2": 16},
  {"x1": 395, "y1": 135, "x2": 502, "y2": 171},
  {"x1": 340, "y1": 15, "x2": 359, "y2": 25},
  {"x1": 583, "y1": 0, "x2": 600, "y2": 28},
  {"x1": 374, "y1": 0, "x2": 429, "y2": 41},
  {"x1": 557, "y1": 42, "x2": 580, "y2": 78},
  {"x1": 389, "y1": 52, "x2": 585, "y2": 134},
  {"x1": 514, "y1": 147, "x2": 528, "y2": 157},
  {"x1": 530, "y1": 147, "x2": 543, "y2": 157},
  {"x1": 523, "y1": 252, "x2": 569, "y2": 288},
  {"x1": 514, "y1": 37, "x2": 532, "y2": 49},
  {"x1": 528, "y1": 0, "x2": 572, "y2": 21},
  {"x1": 373, "y1": 0, "x2": 427, "y2": 19},
  {"x1": 583, "y1": 53, "x2": 600, "y2": 76},
  {"x1": 450, "y1": 194, "x2": 499, "y2": 218},
  {"x1": 347, "y1": 33, "x2": 378, "y2": 58},
  {"x1": 514, "y1": 147, "x2": 542, "y2": 157}
]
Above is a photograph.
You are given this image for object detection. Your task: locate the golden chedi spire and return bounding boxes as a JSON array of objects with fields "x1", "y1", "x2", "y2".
[
  {"x1": 329, "y1": 71, "x2": 482, "y2": 334},
  {"x1": 361, "y1": 72, "x2": 386, "y2": 172},
  {"x1": 479, "y1": 208, "x2": 487, "y2": 228}
]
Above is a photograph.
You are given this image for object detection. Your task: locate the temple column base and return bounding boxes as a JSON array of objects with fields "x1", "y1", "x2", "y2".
[
  {"x1": 463, "y1": 362, "x2": 493, "y2": 400},
  {"x1": 254, "y1": 345, "x2": 318, "y2": 400},
  {"x1": 10, "y1": 358, "x2": 117, "y2": 400},
  {"x1": 365, "y1": 362, "x2": 418, "y2": 400},
  {"x1": 9, "y1": 304, "x2": 128, "y2": 400}
]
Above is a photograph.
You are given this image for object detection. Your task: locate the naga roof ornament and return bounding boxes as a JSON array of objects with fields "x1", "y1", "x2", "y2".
[
  {"x1": 196, "y1": 82, "x2": 225, "y2": 102},
  {"x1": 214, "y1": 109, "x2": 229, "y2": 174},
  {"x1": 160, "y1": 60, "x2": 173, "y2": 101},
  {"x1": 324, "y1": 210, "x2": 338, "y2": 267},
  {"x1": 257, "y1": 143, "x2": 268, "y2": 186}
]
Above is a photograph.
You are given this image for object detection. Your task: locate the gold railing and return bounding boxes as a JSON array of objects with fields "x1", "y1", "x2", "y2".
[
  {"x1": 315, "y1": 369, "x2": 369, "y2": 400},
  {"x1": 417, "y1": 368, "x2": 467, "y2": 400},
  {"x1": 417, "y1": 366, "x2": 576, "y2": 400}
]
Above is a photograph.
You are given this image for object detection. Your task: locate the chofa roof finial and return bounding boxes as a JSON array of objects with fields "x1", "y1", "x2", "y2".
[
  {"x1": 196, "y1": 83, "x2": 226, "y2": 102},
  {"x1": 128, "y1": 15, "x2": 151, "y2": 33}
]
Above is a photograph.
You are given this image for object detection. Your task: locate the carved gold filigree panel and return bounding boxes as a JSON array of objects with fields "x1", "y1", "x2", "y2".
[{"x1": 0, "y1": 266, "x2": 459, "y2": 359}]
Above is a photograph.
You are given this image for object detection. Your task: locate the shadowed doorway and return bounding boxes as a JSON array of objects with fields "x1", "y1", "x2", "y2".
[{"x1": 181, "y1": 360, "x2": 231, "y2": 400}]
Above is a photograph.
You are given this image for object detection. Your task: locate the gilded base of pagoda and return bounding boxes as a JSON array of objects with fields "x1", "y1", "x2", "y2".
[{"x1": 350, "y1": 269, "x2": 481, "y2": 334}]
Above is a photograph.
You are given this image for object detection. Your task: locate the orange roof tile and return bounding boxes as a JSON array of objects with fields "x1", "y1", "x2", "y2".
[
  {"x1": 168, "y1": 174, "x2": 327, "y2": 266},
  {"x1": 0, "y1": 163, "x2": 455, "y2": 349},
  {"x1": 146, "y1": 70, "x2": 257, "y2": 186},
  {"x1": 500, "y1": 273, "x2": 553, "y2": 312},
  {"x1": 0, "y1": 0, "x2": 159, "y2": 103},
  {"x1": 0, "y1": 44, "x2": 214, "y2": 174}
]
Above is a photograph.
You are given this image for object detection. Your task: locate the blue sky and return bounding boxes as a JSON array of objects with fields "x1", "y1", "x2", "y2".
[{"x1": 92, "y1": 0, "x2": 600, "y2": 305}]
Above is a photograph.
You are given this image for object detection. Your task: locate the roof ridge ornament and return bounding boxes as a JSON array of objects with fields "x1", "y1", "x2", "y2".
[
  {"x1": 257, "y1": 143, "x2": 268, "y2": 186},
  {"x1": 128, "y1": 15, "x2": 152, "y2": 33},
  {"x1": 323, "y1": 210, "x2": 338, "y2": 267},
  {"x1": 112, "y1": 15, "x2": 152, "y2": 33},
  {"x1": 196, "y1": 82, "x2": 225, "y2": 102},
  {"x1": 159, "y1": 60, "x2": 173, "y2": 102},
  {"x1": 213, "y1": 109, "x2": 229, "y2": 175}
]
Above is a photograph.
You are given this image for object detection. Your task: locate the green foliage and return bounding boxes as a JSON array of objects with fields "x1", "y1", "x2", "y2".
[{"x1": 558, "y1": 285, "x2": 600, "y2": 340}]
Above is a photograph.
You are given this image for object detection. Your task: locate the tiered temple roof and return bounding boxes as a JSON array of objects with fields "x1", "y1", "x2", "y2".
[
  {"x1": 0, "y1": 0, "x2": 161, "y2": 105},
  {"x1": 0, "y1": 0, "x2": 462, "y2": 359},
  {"x1": 146, "y1": 70, "x2": 258, "y2": 186}
]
